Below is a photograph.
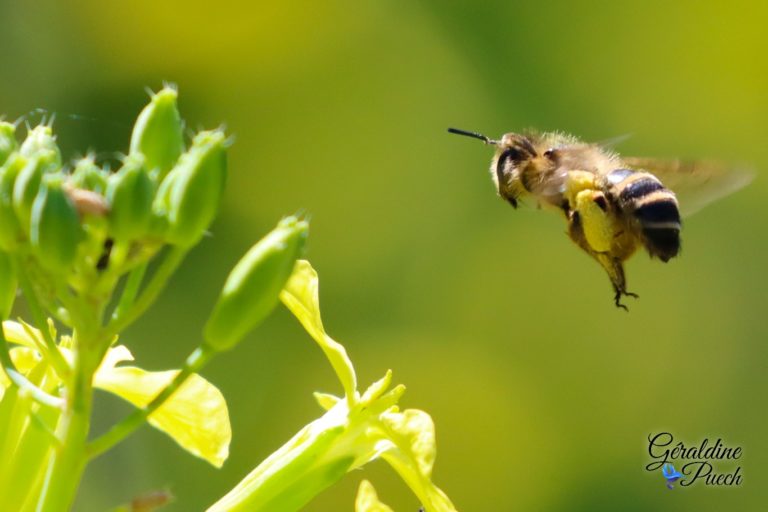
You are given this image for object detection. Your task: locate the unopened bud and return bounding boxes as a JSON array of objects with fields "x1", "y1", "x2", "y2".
[
  {"x1": 12, "y1": 151, "x2": 58, "y2": 234},
  {"x1": 0, "y1": 154, "x2": 25, "y2": 250},
  {"x1": 20, "y1": 125, "x2": 62, "y2": 166},
  {"x1": 70, "y1": 156, "x2": 108, "y2": 194},
  {"x1": 203, "y1": 217, "x2": 308, "y2": 351},
  {"x1": 106, "y1": 155, "x2": 154, "y2": 241},
  {"x1": 155, "y1": 130, "x2": 227, "y2": 248},
  {"x1": 0, "y1": 122, "x2": 18, "y2": 166},
  {"x1": 130, "y1": 86, "x2": 184, "y2": 180},
  {"x1": 0, "y1": 251, "x2": 16, "y2": 318},
  {"x1": 30, "y1": 175, "x2": 82, "y2": 273}
]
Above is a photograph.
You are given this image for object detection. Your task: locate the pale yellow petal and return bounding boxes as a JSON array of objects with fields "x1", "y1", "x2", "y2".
[
  {"x1": 2, "y1": 320, "x2": 41, "y2": 349},
  {"x1": 314, "y1": 392, "x2": 341, "y2": 411},
  {"x1": 94, "y1": 366, "x2": 231, "y2": 467},
  {"x1": 355, "y1": 480, "x2": 394, "y2": 512},
  {"x1": 97, "y1": 345, "x2": 134, "y2": 371},
  {"x1": 360, "y1": 370, "x2": 393, "y2": 407},
  {"x1": 10, "y1": 347, "x2": 42, "y2": 374},
  {"x1": 380, "y1": 449, "x2": 457, "y2": 512},
  {"x1": 280, "y1": 260, "x2": 357, "y2": 401},
  {"x1": 1, "y1": 347, "x2": 43, "y2": 393},
  {"x1": 377, "y1": 409, "x2": 458, "y2": 512},
  {"x1": 0, "y1": 366, "x2": 7, "y2": 395},
  {"x1": 380, "y1": 409, "x2": 435, "y2": 477}
]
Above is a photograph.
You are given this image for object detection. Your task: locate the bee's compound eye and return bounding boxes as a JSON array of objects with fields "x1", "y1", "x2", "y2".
[{"x1": 500, "y1": 147, "x2": 523, "y2": 163}]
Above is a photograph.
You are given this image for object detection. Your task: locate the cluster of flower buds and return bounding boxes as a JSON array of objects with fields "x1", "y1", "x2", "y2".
[
  {"x1": 0, "y1": 86, "x2": 320, "y2": 512},
  {"x1": 0, "y1": 86, "x2": 228, "y2": 292}
]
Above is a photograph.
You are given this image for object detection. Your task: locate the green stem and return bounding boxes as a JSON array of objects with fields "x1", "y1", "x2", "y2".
[
  {"x1": 1, "y1": 369, "x2": 62, "y2": 410},
  {"x1": 25, "y1": 292, "x2": 71, "y2": 328},
  {"x1": 86, "y1": 344, "x2": 215, "y2": 460},
  {"x1": 102, "y1": 246, "x2": 187, "y2": 340},
  {"x1": 52, "y1": 283, "x2": 87, "y2": 330},
  {"x1": 35, "y1": 348, "x2": 95, "y2": 512},
  {"x1": 111, "y1": 262, "x2": 147, "y2": 321}
]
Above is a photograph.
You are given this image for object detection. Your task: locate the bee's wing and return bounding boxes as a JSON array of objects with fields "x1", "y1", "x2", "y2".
[
  {"x1": 533, "y1": 144, "x2": 605, "y2": 202},
  {"x1": 623, "y1": 157, "x2": 754, "y2": 217},
  {"x1": 593, "y1": 133, "x2": 633, "y2": 148}
]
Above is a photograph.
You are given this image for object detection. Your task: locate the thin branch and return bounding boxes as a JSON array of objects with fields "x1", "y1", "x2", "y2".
[
  {"x1": 102, "y1": 246, "x2": 187, "y2": 340},
  {"x1": 86, "y1": 345, "x2": 214, "y2": 459}
]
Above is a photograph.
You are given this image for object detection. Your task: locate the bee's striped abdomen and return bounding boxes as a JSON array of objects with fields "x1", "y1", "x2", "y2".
[{"x1": 607, "y1": 168, "x2": 681, "y2": 262}]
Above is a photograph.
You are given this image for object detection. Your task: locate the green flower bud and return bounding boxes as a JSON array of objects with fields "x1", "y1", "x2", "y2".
[
  {"x1": 151, "y1": 156, "x2": 182, "y2": 217},
  {"x1": 130, "y1": 86, "x2": 184, "y2": 180},
  {"x1": 106, "y1": 155, "x2": 154, "y2": 241},
  {"x1": 20, "y1": 125, "x2": 61, "y2": 166},
  {"x1": 12, "y1": 151, "x2": 58, "y2": 234},
  {"x1": 70, "y1": 156, "x2": 108, "y2": 194},
  {"x1": 30, "y1": 175, "x2": 82, "y2": 274},
  {"x1": 204, "y1": 217, "x2": 308, "y2": 351},
  {"x1": 0, "y1": 154, "x2": 25, "y2": 250},
  {"x1": 0, "y1": 251, "x2": 16, "y2": 318},
  {"x1": 0, "y1": 122, "x2": 18, "y2": 166},
  {"x1": 156, "y1": 130, "x2": 227, "y2": 248}
]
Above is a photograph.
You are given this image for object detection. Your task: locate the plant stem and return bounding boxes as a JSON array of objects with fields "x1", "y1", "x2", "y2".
[
  {"x1": 103, "y1": 246, "x2": 187, "y2": 339},
  {"x1": 111, "y1": 262, "x2": 147, "y2": 321},
  {"x1": 34, "y1": 347, "x2": 95, "y2": 512},
  {"x1": 86, "y1": 344, "x2": 214, "y2": 460}
]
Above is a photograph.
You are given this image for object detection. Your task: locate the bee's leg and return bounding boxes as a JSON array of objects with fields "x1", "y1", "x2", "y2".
[
  {"x1": 568, "y1": 185, "x2": 640, "y2": 310},
  {"x1": 596, "y1": 254, "x2": 638, "y2": 310},
  {"x1": 613, "y1": 285, "x2": 639, "y2": 311},
  {"x1": 566, "y1": 206, "x2": 638, "y2": 309},
  {"x1": 500, "y1": 193, "x2": 518, "y2": 208}
]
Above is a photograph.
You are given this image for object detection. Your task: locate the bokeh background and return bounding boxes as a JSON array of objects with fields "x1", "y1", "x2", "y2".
[{"x1": 1, "y1": 1, "x2": 767, "y2": 510}]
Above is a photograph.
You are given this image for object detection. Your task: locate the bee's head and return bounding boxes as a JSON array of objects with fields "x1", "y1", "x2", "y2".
[{"x1": 448, "y1": 128, "x2": 538, "y2": 208}]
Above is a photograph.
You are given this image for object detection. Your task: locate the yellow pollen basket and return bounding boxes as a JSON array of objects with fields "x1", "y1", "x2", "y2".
[{"x1": 565, "y1": 171, "x2": 614, "y2": 253}]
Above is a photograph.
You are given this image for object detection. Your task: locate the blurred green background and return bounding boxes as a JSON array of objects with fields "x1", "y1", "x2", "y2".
[{"x1": 2, "y1": 0, "x2": 767, "y2": 510}]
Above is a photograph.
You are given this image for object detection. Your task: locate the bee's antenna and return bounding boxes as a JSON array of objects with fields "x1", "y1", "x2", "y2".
[{"x1": 447, "y1": 127, "x2": 498, "y2": 145}]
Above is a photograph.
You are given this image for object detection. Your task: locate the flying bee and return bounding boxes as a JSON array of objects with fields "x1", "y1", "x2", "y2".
[{"x1": 448, "y1": 127, "x2": 753, "y2": 309}]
